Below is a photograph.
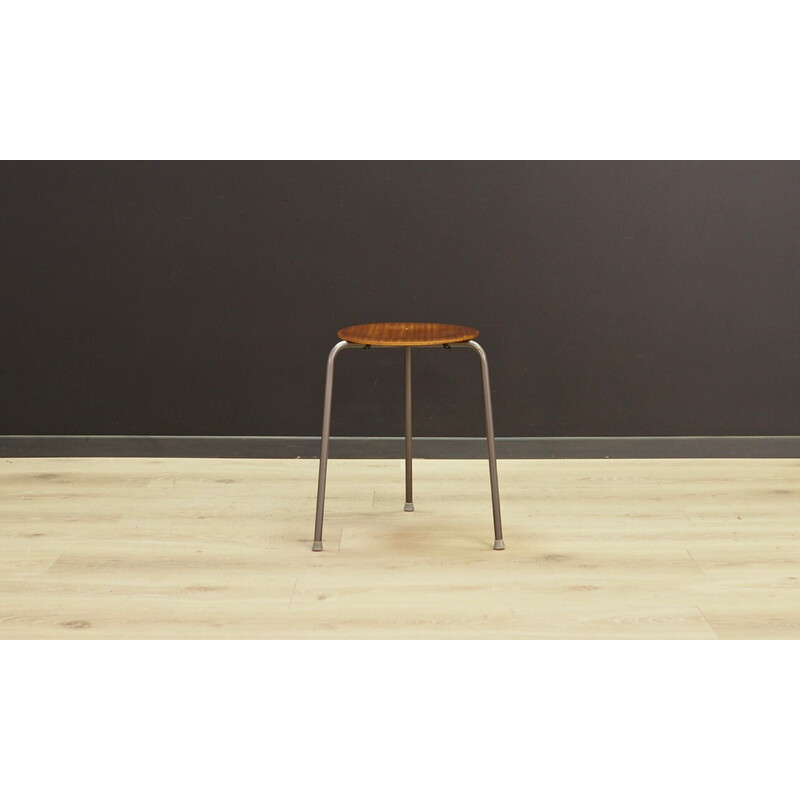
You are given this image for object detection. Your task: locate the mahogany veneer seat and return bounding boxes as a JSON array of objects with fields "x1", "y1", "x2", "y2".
[{"x1": 338, "y1": 322, "x2": 479, "y2": 347}]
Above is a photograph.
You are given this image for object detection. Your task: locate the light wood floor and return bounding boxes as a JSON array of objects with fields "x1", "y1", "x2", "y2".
[{"x1": 1, "y1": 457, "x2": 799, "y2": 639}]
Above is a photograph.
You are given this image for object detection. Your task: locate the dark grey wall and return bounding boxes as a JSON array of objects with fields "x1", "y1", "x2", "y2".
[{"x1": 2, "y1": 161, "x2": 798, "y2": 438}]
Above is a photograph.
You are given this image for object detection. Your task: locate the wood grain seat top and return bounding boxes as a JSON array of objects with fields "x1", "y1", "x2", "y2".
[{"x1": 337, "y1": 322, "x2": 479, "y2": 346}]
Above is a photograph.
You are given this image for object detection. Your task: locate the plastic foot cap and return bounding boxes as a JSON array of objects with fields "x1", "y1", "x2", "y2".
[
  {"x1": 404, "y1": 502, "x2": 415, "y2": 512},
  {"x1": 312, "y1": 541, "x2": 323, "y2": 551},
  {"x1": 493, "y1": 540, "x2": 505, "y2": 550}
]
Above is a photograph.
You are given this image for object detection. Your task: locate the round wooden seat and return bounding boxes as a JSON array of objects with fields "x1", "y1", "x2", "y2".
[{"x1": 337, "y1": 322, "x2": 479, "y2": 346}]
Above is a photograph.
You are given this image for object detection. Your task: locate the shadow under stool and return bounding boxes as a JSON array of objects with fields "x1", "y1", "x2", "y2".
[{"x1": 313, "y1": 322, "x2": 504, "y2": 552}]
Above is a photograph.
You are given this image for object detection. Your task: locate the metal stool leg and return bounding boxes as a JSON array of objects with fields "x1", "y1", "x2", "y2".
[
  {"x1": 313, "y1": 340, "x2": 354, "y2": 551},
  {"x1": 464, "y1": 340, "x2": 504, "y2": 550},
  {"x1": 404, "y1": 346, "x2": 414, "y2": 511}
]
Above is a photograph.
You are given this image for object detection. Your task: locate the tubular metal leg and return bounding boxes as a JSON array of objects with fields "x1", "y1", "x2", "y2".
[
  {"x1": 404, "y1": 347, "x2": 414, "y2": 511},
  {"x1": 458, "y1": 340, "x2": 504, "y2": 550},
  {"x1": 313, "y1": 341, "x2": 357, "y2": 551}
]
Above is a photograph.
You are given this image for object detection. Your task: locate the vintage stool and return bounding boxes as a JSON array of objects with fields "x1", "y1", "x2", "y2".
[{"x1": 312, "y1": 322, "x2": 504, "y2": 551}]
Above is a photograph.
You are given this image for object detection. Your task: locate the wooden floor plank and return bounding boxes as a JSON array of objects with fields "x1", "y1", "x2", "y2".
[{"x1": 1, "y1": 457, "x2": 798, "y2": 638}]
